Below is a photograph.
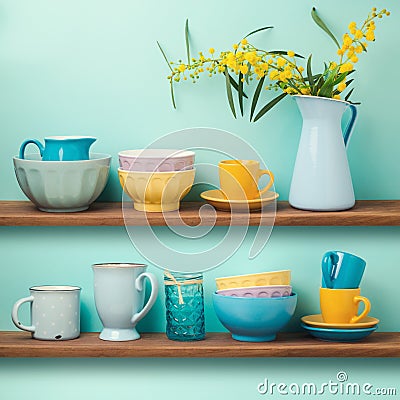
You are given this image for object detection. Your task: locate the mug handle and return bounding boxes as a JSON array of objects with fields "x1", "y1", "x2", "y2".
[
  {"x1": 350, "y1": 295, "x2": 371, "y2": 323},
  {"x1": 19, "y1": 139, "x2": 45, "y2": 159},
  {"x1": 257, "y1": 170, "x2": 274, "y2": 196},
  {"x1": 11, "y1": 296, "x2": 35, "y2": 333},
  {"x1": 131, "y1": 272, "x2": 159, "y2": 326},
  {"x1": 321, "y1": 251, "x2": 338, "y2": 289}
]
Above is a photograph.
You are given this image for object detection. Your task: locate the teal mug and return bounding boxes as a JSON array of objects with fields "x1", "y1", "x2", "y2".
[
  {"x1": 322, "y1": 250, "x2": 366, "y2": 289},
  {"x1": 19, "y1": 136, "x2": 97, "y2": 161}
]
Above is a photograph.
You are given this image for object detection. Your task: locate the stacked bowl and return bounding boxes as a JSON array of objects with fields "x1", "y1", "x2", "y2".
[
  {"x1": 212, "y1": 270, "x2": 297, "y2": 342},
  {"x1": 118, "y1": 149, "x2": 196, "y2": 212},
  {"x1": 14, "y1": 136, "x2": 111, "y2": 212}
]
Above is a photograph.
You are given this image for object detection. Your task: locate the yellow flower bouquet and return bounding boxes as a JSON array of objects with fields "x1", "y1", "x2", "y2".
[{"x1": 159, "y1": 7, "x2": 389, "y2": 121}]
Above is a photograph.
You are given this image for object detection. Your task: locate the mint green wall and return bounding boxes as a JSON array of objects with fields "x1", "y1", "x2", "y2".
[
  {"x1": 1, "y1": 226, "x2": 400, "y2": 333},
  {"x1": 1, "y1": 0, "x2": 399, "y2": 399},
  {"x1": 1, "y1": 0, "x2": 399, "y2": 200}
]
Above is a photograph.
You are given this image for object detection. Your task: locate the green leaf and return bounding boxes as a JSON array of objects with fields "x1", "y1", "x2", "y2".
[
  {"x1": 228, "y1": 73, "x2": 248, "y2": 98},
  {"x1": 157, "y1": 41, "x2": 173, "y2": 72},
  {"x1": 234, "y1": 27, "x2": 274, "y2": 55},
  {"x1": 253, "y1": 93, "x2": 287, "y2": 122},
  {"x1": 243, "y1": 26, "x2": 273, "y2": 39},
  {"x1": 311, "y1": 7, "x2": 340, "y2": 49},
  {"x1": 360, "y1": 42, "x2": 368, "y2": 52},
  {"x1": 318, "y1": 71, "x2": 337, "y2": 98},
  {"x1": 250, "y1": 76, "x2": 265, "y2": 121},
  {"x1": 344, "y1": 87, "x2": 355, "y2": 102},
  {"x1": 311, "y1": 72, "x2": 325, "y2": 95},
  {"x1": 315, "y1": 76, "x2": 325, "y2": 92},
  {"x1": 224, "y1": 69, "x2": 236, "y2": 118},
  {"x1": 318, "y1": 85, "x2": 333, "y2": 98},
  {"x1": 304, "y1": 73, "x2": 321, "y2": 83},
  {"x1": 306, "y1": 55, "x2": 315, "y2": 91},
  {"x1": 269, "y1": 50, "x2": 305, "y2": 59},
  {"x1": 245, "y1": 62, "x2": 251, "y2": 84},
  {"x1": 238, "y1": 72, "x2": 244, "y2": 116},
  {"x1": 185, "y1": 19, "x2": 190, "y2": 66},
  {"x1": 170, "y1": 80, "x2": 176, "y2": 109},
  {"x1": 332, "y1": 72, "x2": 348, "y2": 86},
  {"x1": 285, "y1": 81, "x2": 302, "y2": 94}
]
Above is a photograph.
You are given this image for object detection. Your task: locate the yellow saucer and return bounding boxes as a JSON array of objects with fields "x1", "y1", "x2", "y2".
[
  {"x1": 200, "y1": 189, "x2": 279, "y2": 212},
  {"x1": 301, "y1": 314, "x2": 380, "y2": 329}
]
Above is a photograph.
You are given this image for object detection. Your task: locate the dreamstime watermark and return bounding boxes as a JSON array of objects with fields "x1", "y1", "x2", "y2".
[
  {"x1": 257, "y1": 371, "x2": 397, "y2": 396},
  {"x1": 122, "y1": 127, "x2": 277, "y2": 273}
]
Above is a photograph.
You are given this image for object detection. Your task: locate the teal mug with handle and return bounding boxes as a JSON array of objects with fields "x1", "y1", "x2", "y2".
[
  {"x1": 322, "y1": 250, "x2": 366, "y2": 289},
  {"x1": 19, "y1": 136, "x2": 96, "y2": 161}
]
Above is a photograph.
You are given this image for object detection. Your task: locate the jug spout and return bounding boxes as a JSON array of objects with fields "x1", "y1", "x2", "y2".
[
  {"x1": 73, "y1": 136, "x2": 97, "y2": 154},
  {"x1": 70, "y1": 136, "x2": 97, "y2": 160},
  {"x1": 294, "y1": 95, "x2": 357, "y2": 147},
  {"x1": 294, "y1": 95, "x2": 347, "y2": 120},
  {"x1": 79, "y1": 136, "x2": 97, "y2": 148}
]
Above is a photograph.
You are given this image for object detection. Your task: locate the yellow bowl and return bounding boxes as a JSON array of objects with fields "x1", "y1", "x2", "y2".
[
  {"x1": 118, "y1": 168, "x2": 195, "y2": 212},
  {"x1": 215, "y1": 270, "x2": 291, "y2": 290}
]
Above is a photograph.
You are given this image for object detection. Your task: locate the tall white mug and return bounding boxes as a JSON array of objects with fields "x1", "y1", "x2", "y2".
[{"x1": 92, "y1": 263, "x2": 158, "y2": 341}]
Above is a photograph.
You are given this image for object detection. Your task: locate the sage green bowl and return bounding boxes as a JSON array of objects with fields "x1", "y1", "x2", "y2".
[{"x1": 13, "y1": 153, "x2": 111, "y2": 212}]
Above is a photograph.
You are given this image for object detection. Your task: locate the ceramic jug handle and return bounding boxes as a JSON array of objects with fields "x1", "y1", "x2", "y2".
[
  {"x1": 258, "y1": 170, "x2": 274, "y2": 196},
  {"x1": 350, "y1": 296, "x2": 371, "y2": 323},
  {"x1": 11, "y1": 296, "x2": 35, "y2": 333},
  {"x1": 19, "y1": 139, "x2": 45, "y2": 159},
  {"x1": 343, "y1": 104, "x2": 358, "y2": 147},
  {"x1": 321, "y1": 251, "x2": 337, "y2": 288},
  {"x1": 131, "y1": 272, "x2": 159, "y2": 326}
]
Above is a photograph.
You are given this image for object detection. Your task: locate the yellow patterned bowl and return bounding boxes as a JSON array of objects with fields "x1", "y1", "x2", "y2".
[
  {"x1": 118, "y1": 168, "x2": 195, "y2": 212},
  {"x1": 215, "y1": 270, "x2": 291, "y2": 290}
]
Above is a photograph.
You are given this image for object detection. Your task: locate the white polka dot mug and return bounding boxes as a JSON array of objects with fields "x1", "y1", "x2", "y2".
[{"x1": 11, "y1": 285, "x2": 81, "y2": 340}]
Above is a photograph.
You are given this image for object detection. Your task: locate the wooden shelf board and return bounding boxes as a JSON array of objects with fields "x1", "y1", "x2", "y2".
[
  {"x1": 0, "y1": 332, "x2": 399, "y2": 358},
  {"x1": 1, "y1": 200, "x2": 400, "y2": 227}
]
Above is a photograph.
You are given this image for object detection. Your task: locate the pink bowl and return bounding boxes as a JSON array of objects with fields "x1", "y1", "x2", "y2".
[
  {"x1": 216, "y1": 285, "x2": 292, "y2": 298},
  {"x1": 118, "y1": 149, "x2": 195, "y2": 172}
]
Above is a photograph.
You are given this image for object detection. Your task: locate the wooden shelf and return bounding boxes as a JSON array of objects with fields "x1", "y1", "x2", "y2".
[
  {"x1": 1, "y1": 200, "x2": 400, "y2": 226},
  {"x1": 0, "y1": 332, "x2": 398, "y2": 358}
]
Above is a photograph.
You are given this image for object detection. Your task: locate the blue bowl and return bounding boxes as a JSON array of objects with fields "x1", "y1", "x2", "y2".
[
  {"x1": 212, "y1": 292, "x2": 297, "y2": 342},
  {"x1": 301, "y1": 323, "x2": 377, "y2": 342}
]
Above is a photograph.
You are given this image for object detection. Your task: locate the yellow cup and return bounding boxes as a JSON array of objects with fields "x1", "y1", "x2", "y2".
[
  {"x1": 218, "y1": 160, "x2": 274, "y2": 200},
  {"x1": 320, "y1": 287, "x2": 371, "y2": 324}
]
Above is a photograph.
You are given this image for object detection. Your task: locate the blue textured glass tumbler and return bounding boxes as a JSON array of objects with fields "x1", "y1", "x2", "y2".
[{"x1": 164, "y1": 272, "x2": 205, "y2": 341}]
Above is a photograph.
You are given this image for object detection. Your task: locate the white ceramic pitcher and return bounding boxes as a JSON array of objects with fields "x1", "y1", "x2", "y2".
[{"x1": 289, "y1": 95, "x2": 358, "y2": 211}]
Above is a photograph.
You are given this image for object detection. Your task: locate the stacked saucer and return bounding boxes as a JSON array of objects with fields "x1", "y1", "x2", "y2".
[
  {"x1": 118, "y1": 149, "x2": 196, "y2": 212},
  {"x1": 301, "y1": 314, "x2": 379, "y2": 342}
]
